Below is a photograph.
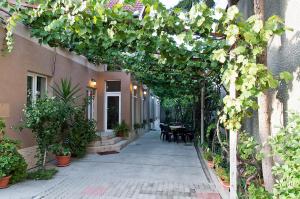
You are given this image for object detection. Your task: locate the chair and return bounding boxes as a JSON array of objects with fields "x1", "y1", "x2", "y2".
[
  {"x1": 165, "y1": 125, "x2": 173, "y2": 142},
  {"x1": 185, "y1": 129, "x2": 195, "y2": 143},
  {"x1": 160, "y1": 124, "x2": 167, "y2": 140}
]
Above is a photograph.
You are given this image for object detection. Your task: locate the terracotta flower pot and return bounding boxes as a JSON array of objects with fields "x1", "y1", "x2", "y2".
[
  {"x1": 0, "y1": 176, "x2": 11, "y2": 189},
  {"x1": 56, "y1": 155, "x2": 71, "y2": 167},
  {"x1": 218, "y1": 177, "x2": 230, "y2": 189},
  {"x1": 207, "y1": 160, "x2": 214, "y2": 168}
]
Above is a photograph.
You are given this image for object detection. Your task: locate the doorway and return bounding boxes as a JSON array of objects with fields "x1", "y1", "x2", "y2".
[{"x1": 105, "y1": 93, "x2": 121, "y2": 131}]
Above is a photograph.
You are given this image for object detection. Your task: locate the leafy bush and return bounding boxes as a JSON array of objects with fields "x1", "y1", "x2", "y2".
[
  {"x1": 215, "y1": 166, "x2": 229, "y2": 183},
  {"x1": 27, "y1": 168, "x2": 57, "y2": 180},
  {"x1": 49, "y1": 143, "x2": 70, "y2": 156},
  {"x1": 19, "y1": 97, "x2": 67, "y2": 168},
  {"x1": 246, "y1": 184, "x2": 271, "y2": 199},
  {"x1": 0, "y1": 118, "x2": 5, "y2": 138},
  {"x1": 0, "y1": 136, "x2": 27, "y2": 184},
  {"x1": 203, "y1": 148, "x2": 213, "y2": 161},
  {"x1": 238, "y1": 132, "x2": 263, "y2": 183},
  {"x1": 134, "y1": 123, "x2": 141, "y2": 130},
  {"x1": 20, "y1": 79, "x2": 97, "y2": 165},
  {"x1": 213, "y1": 154, "x2": 222, "y2": 167},
  {"x1": 67, "y1": 109, "x2": 96, "y2": 157},
  {"x1": 113, "y1": 121, "x2": 130, "y2": 137},
  {"x1": 269, "y1": 111, "x2": 300, "y2": 198}
]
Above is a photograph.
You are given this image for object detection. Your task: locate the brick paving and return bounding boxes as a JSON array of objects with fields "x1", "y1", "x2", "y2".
[{"x1": 0, "y1": 131, "x2": 220, "y2": 199}]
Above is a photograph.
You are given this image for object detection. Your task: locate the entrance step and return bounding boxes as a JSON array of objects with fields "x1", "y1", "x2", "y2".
[
  {"x1": 87, "y1": 134, "x2": 129, "y2": 153},
  {"x1": 90, "y1": 137, "x2": 123, "y2": 146}
]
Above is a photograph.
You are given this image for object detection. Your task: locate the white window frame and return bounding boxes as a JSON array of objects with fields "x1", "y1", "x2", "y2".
[
  {"x1": 87, "y1": 88, "x2": 97, "y2": 121},
  {"x1": 27, "y1": 72, "x2": 47, "y2": 103}
]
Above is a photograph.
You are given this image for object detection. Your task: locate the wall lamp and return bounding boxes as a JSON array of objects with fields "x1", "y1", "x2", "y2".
[
  {"x1": 133, "y1": 85, "x2": 138, "y2": 90},
  {"x1": 143, "y1": 91, "x2": 147, "y2": 95},
  {"x1": 90, "y1": 79, "x2": 97, "y2": 87}
]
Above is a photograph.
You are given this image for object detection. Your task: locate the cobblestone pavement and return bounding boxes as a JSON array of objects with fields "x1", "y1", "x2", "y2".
[{"x1": 0, "y1": 131, "x2": 220, "y2": 199}]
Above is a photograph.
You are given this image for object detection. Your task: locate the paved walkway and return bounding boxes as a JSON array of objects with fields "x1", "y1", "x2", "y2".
[{"x1": 0, "y1": 131, "x2": 220, "y2": 199}]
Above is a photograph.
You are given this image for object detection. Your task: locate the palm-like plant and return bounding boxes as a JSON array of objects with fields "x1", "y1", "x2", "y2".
[{"x1": 52, "y1": 79, "x2": 81, "y2": 104}]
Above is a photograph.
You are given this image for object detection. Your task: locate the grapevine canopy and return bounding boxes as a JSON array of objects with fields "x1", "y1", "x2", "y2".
[{"x1": 1, "y1": 0, "x2": 288, "y2": 130}]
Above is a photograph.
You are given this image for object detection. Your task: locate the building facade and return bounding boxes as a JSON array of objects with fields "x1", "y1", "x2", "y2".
[{"x1": 0, "y1": 23, "x2": 160, "y2": 168}]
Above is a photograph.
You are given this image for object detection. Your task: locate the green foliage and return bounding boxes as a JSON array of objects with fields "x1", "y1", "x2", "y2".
[
  {"x1": 19, "y1": 97, "x2": 67, "y2": 168},
  {"x1": 52, "y1": 79, "x2": 81, "y2": 104},
  {"x1": 27, "y1": 168, "x2": 58, "y2": 180},
  {"x1": 203, "y1": 148, "x2": 213, "y2": 161},
  {"x1": 113, "y1": 121, "x2": 130, "y2": 137},
  {"x1": 215, "y1": 166, "x2": 230, "y2": 183},
  {"x1": 238, "y1": 132, "x2": 264, "y2": 196},
  {"x1": 213, "y1": 154, "x2": 222, "y2": 167},
  {"x1": 0, "y1": 118, "x2": 5, "y2": 135},
  {"x1": 246, "y1": 184, "x2": 272, "y2": 199},
  {"x1": 49, "y1": 143, "x2": 70, "y2": 156},
  {"x1": 134, "y1": 123, "x2": 141, "y2": 130},
  {"x1": 269, "y1": 111, "x2": 300, "y2": 198},
  {"x1": 3, "y1": 1, "x2": 288, "y2": 134},
  {"x1": 279, "y1": 71, "x2": 293, "y2": 83},
  {"x1": 67, "y1": 109, "x2": 96, "y2": 157},
  {"x1": 0, "y1": 137, "x2": 27, "y2": 184}
]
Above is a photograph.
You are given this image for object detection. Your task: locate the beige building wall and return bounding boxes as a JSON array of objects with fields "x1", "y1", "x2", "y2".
[
  {"x1": 97, "y1": 71, "x2": 132, "y2": 131},
  {"x1": 0, "y1": 23, "x2": 156, "y2": 168},
  {"x1": 238, "y1": 0, "x2": 300, "y2": 138},
  {"x1": 0, "y1": 25, "x2": 103, "y2": 168}
]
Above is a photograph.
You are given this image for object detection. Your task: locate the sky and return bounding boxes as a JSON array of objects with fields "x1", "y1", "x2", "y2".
[{"x1": 159, "y1": 0, "x2": 228, "y2": 9}]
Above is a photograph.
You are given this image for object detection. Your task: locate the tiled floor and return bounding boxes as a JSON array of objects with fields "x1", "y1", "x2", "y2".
[{"x1": 0, "y1": 131, "x2": 221, "y2": 199}]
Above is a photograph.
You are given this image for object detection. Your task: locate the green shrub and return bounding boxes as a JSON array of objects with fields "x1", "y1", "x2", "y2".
[
  {"x1": 19, "y1": 97, "x2": 67, "y2": 168},
  {"x1": 49, "y1": 143, "x2": 71, "y2": 156},
  {"x1": 269, "y1": 111, "x2": 300, "y2": 198},
  {"x1": 27, "y1": 168, "x2": 57, "y2": 180},
  {"x1": 213, "y1": 154, "x2": 222, "y2": 167},
  {"x1": 67, "y1": 109, "x2": 96, "y2": 157},
  {"x1": 113, "y1": 121, "x2": 130, "y2": 137},
  {"x1": 203, "y1": 148, "x2": 213, "y2": 161},
  {"x1": 215, "y1": 166, "x2": 229, "y2": 183},
  {"x1": 246, "y1": 184, "x2": 272, "y2": 199},
  {"x1": 0, "y1": 136, "x2": 27, "y2": 184}
]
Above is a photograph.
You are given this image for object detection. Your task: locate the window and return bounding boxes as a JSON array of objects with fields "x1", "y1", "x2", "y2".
[
  {"x1": 27, "y1": 73, "x2": 47, "y2": 104},
  {"x1": 87, "y1": 88, "x2": 97, "y2": 120},
  {"x1": 106, "y1": 81, "x2": 121, "y2": 92}
]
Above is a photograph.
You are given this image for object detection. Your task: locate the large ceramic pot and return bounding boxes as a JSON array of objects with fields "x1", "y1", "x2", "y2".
[
  {"x1": 56, "y1": 155, "x2": 71, "y2": 167},
  {"x1": 0, "y1": 176, "x2": 11, "y2": 189}
]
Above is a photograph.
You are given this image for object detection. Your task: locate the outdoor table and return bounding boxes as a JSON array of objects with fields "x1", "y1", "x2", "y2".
[{"x1": 169, "y1": 125, "x2": 184, "y2": 130}]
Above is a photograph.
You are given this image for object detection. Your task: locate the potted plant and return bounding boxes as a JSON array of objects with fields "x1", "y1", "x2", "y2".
[
  {"x1": 113, "y1": 121, "x2": 130, "y2": 138},
  {"x1": 203, "y1": 148, "x2": 214, "y2": 168},
  {"x1": 134, "y1": 123, "x2": 141, "y2": 134},
  {"x1": 215, "y1": 166, "x2": 230, "y2": 189},
  {"x1": 0, "y1": 137, "x2": 27, "y2": 188},
  {"x1": 50, "y1": 144, "x2": 71, "y2": 167}
]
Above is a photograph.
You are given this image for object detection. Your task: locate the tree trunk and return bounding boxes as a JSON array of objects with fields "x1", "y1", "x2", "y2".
[{"x1": 253, "y1": 0, "x2": 275, "y2": 192}]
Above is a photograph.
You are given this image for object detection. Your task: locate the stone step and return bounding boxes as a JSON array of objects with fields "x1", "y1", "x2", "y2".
[
  {"x1": 87, "y1": 140, "x2": 129, "y2": 153},
  {"x1": 90, "y1": 137, "x2": 123, "y2": 147}
]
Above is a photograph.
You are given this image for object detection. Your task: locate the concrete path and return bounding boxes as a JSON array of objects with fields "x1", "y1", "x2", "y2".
[{"x1": 0, "y1": 131, "x2": 220, "y2": 199}]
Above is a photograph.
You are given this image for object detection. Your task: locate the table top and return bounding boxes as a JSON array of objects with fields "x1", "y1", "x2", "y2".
[{"x1": 169, "y1": 125, "x2": 184, "y2": 130}]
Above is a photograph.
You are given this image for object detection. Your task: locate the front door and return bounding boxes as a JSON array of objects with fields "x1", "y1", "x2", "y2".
[{"x1": 105, "y1": 93, "x2": 121, "y2": 131}]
